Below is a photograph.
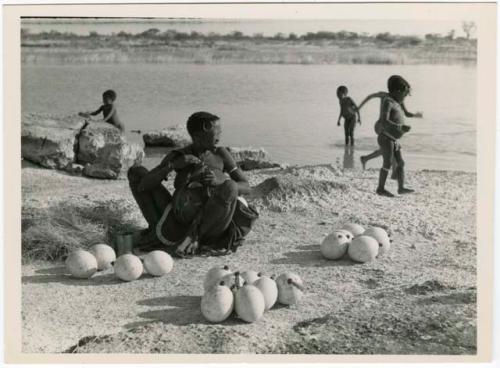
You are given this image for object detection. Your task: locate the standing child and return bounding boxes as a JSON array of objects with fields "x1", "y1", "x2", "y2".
[
  {"x1": 375, "y1": 75, "x2": 419, "y2": 197},
  {"x1": 358, "y1": 79, "x2": 422, "y2": 170},
  {"x1": 79, "y1": 89, "x2": 124, "y2": 132},
  {"x1": 336, "y1": 86, "x2": 361, "y2": 146}
]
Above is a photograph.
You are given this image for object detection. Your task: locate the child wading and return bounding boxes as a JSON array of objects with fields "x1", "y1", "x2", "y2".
[
  {"x1": 336, "y1": 86, "x2": 361, "y2": 146},
  {"x1": 358, "y1": 78, "x2": 422, "y2": 170},
  {"x1": 79, "y1": 89, "x2": 124, "y2": 132},
  {"x1": 375, "y1": 75, "x2": 420, "y2": 197},
  {"x1": 127, "y1": 112, "x2": 258, "y2": 258}
]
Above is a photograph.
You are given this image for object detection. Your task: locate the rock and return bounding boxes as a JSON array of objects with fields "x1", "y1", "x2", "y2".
[
  {"x1": 77, "y1": 123, "x2": 144, "y2": 179},
  {"x1": 65, "y1": 163, "x2": 84, "y2": 175},
  {"x1": 143, "y1": 125, "x2": 190, "y2": 147},
  {"x1": 21, "y1": 113, "x2": 86, "y2": 169},
  {"x1": 238, "y1": 159, "x2": 281, "y2": 171},
  {"x1": 226, "y1": 147, "x2": 269, "y2": 162},
  {"x1": 226, "y1": 147, "x2": 281, "y2": 171}
]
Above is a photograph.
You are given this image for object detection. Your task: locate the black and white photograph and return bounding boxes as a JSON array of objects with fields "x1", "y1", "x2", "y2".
[{"x1": 3, "y1": 1, "x2": 496, "y2": 363}]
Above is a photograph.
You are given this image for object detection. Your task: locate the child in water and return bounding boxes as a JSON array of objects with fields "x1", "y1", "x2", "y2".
[
  {"x1": 79, "y1": 89, "x2": 124, "y2": 132},
  {"x1": 375, "y1": 75, "x2": 419, "y2": 197},
  {"x1": 336, "y1": 86, "x2": 361, "y2": 146},
  {"x1": 358, "y1": 78, "x2": 422, "y2": 170}
]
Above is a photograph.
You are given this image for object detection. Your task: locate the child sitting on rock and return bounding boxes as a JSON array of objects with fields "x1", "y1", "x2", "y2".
[
  {"x1": 79, "y1": 89, "x2": 124, "y2": 132},
  {"x1": 336, "y1": 85, "x2": 361, "y2": 146},
  {"x1": 127, "y1": 111, "x2": 258, "y2": 257}
]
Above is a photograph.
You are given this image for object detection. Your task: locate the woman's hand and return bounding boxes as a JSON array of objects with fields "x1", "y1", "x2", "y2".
[
  {"x1": 201, "y1": 169, "x2": 228, "y2": 187},
  {"x1": 172, "y1": 154, "x2": 201, "y2": 170}
]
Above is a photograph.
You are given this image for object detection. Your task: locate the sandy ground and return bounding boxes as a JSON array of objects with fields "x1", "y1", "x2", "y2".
[{"x1": 21, "y1": 163, "x2": 477, "y2": 354}]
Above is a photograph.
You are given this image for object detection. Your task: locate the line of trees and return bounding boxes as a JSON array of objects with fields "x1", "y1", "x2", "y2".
[{"x1": 21, "y1": 26, "x2": 476, "y2": 45}]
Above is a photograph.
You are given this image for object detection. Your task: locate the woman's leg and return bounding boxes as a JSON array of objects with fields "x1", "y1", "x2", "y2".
[
  {"x1": 175, "y1": 180, "x2": 239, "y2": 257},
  {"x1": 376, "y1": 135, "x2": 395, "y2": 197},
  {"x1": 127, "y1": 166, "x2": 172, "y2": 231}
]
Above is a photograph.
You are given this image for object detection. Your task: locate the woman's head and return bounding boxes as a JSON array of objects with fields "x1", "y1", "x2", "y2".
[
  {"x1": 387, "y1": 75, "x2": 411, "y2": 101},
  {"x1": 186, "y1": 111, "x2": 222, "y2": 149}
]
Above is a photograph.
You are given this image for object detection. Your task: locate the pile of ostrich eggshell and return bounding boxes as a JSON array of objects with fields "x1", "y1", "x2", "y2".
[
  {"x1": 320, "y1": 223, "x2": 391, "y2": 263},
  {"x1": 65, "y1": 245, "x2": 174, "y2": 281},
  {"x1": 201, "y1": 266, "x2": 304, "y2": 323}
]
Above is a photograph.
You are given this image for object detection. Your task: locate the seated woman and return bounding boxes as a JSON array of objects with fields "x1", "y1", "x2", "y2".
[{"x1": 127, "y1": 111, "x2": 257, "y2": 257}]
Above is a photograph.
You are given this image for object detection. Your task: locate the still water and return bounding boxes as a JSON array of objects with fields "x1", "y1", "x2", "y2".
[{"x1": 21, "y1": 63, "x2": 476, "y2": 171}]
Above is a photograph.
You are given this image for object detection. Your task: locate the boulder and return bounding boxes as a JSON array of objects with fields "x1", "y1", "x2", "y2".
[
  {"x1": 77, "y1": 123, "x2": 144, "y2": 179},
  {"x1": 21, "y1": 113, "x2": 86, "y2": 169},
  {"x1": 226, "y1": 147, "x2": 281, "y2": 171},
  {"x1": 143, "y1": 125, "x2": 190, "y2": 147}
]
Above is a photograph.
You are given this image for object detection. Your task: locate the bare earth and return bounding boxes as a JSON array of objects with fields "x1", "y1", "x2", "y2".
[{"x1": 21, "y1": 163, "x2": 477, "y2": 354}]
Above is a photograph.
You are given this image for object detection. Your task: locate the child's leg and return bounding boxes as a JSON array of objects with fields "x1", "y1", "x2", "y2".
[
  {"x1": 360, "y1": 149, "x2": 382, "y2": 170},
  {"x1": 127, "y1": 166, "x2": 173, "y2": 231},
  {"x1": 347, "y1": 117, "x2": 355, "y2": 146},
  {"x1": 376, "y1": 135, "x2": 395, "y2": 197},
  {"x1": 344, "y1": 121, "x2": 349, "y2": 145},
  {"x1": 394, "y1": 147, "x2": 414, "y2": 194}
]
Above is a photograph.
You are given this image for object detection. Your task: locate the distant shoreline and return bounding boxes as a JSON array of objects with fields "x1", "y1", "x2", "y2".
[{"x1": 21, "y1": 29, "x2": 476, "y2": 65}]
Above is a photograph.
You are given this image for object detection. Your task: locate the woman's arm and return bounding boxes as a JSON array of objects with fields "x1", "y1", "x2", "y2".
[
  {"x1": 216, "y1": 147, "x2": 251, "y2": 195},
  {"x1": 137, "y1": 151, "x2": 185, "y2": 192}
]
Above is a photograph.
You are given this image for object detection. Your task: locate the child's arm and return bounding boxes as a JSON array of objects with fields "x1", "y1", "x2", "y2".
[
  {"x1": 401, "y1": 103, "x2": 423, "y2": 118},
  {"x1": 349, "y1": 98, "x2": 362, "y2": 125},
  {"x1": 358, "y1": 92, "x2": 386, "y2": 110},
  {"x1": 337, "y1": 111, "x2": 342, "y2": 126},
  {"x1": 78, "y1": 106, "x2": 102, "y2": 119}
]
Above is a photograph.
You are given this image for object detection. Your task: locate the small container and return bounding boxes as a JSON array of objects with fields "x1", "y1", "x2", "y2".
[{"x1": 115, "y1": 231, "x2": 140, "y2": 256}]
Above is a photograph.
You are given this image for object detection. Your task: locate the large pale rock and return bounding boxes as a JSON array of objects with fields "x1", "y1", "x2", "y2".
[
  {"x1": 78, "y1": 123, "x2": 144, "y2": 179},
  {"x1": 21, "y1": 113, "x2": 85, "y2": 169},
  {"x1": 226, "y1": 147, "x2": 281, "y2": 171},
  {"x1": 143, "y1": 125, "x2": 191, "y2": 147}
]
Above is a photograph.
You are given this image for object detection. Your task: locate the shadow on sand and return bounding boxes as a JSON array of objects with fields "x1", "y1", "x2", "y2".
[
  {"x1": 271, "y1": 244, "x2": 356, "y2": 267},
  {"x1": 23, "y1": 266, "x2": 123, "y2": 286},
  {"x1": 125, "y1": 295, "x2": 246, "y2": 329}
]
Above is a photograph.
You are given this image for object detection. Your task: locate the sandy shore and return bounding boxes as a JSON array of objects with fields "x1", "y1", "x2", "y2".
[{"x1": 21, "y1": 163, "x2": 477, "y2": 354}]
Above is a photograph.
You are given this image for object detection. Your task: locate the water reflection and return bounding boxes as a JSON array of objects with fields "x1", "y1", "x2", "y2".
[{"x1": 343, "y1": 145, "x2": 355, "y2": 169}]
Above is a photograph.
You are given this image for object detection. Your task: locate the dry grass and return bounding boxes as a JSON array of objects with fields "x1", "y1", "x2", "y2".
[{"x1": 21, "y1": 200, "x2": 137, "y2": 262}]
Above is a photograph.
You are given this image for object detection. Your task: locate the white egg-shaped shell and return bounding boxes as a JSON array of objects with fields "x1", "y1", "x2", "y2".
[
  {"x1": 114, "y1": 254, "x2": 143, "y2": 281},
  {"x1": 89, "y1": 243, "x2": 116, "y2": 271},
  {"x1": 348, "y1": 235, "x2": 379, "y2": 263},
  {"x1": 65, "y1": 249, "x2": 98, "y2": 279},
  {"x1": 220, "y1": 272, "x2": 245, "y2": 290},
  {"x1": 341, "y1": 223, "x2": 365, "y2": 237},
  {"x1": 203, "y1": 265, "x2": 232, "y2": 291},
  {"x1": 363, "y1": 227, "x2": 391, "y2": 256},
  {"x1": 253, "y1": 276, "x2": 278, "y2": 310},
  {"x1": 234, "y1": 285, "x2": 265, "y2": 323},
  {"x1": 240, "y1": 270, "x2": 261, "y2": 285},
  {"x1": 201, "y1": 284, "x2": 234, "y2": 322},
  {"x1": 320, "y1": 231, "x2": 350, "y2": 260},
  {"x1": 143, "y1": 250, "x2": 173, "y2": 276},
  {"x1": 276, "y1": 272, "x2": 304, "y2": 305}
]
